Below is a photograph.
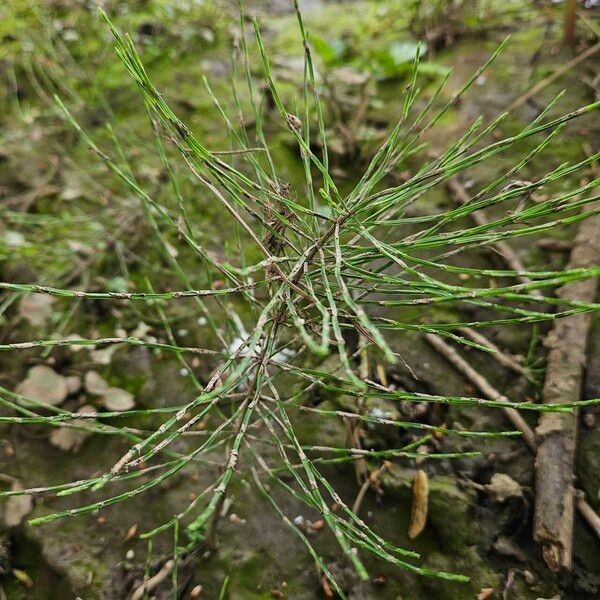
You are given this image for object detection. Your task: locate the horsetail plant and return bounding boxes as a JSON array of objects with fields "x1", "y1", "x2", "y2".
[{"x1": 2, "y1": 2, "x2": 600, "y2": 595}]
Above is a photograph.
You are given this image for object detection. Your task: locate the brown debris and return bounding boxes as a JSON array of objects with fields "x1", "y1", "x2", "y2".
[
  {"x1": 533, "y1": 208, "x2": 600, "y2": 572},
  {"x1": 408, "y1": 469, "x2": 429, "y2": 540}
]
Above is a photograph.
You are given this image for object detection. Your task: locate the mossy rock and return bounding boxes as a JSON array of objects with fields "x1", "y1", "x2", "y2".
[
  {"x1": 18, "y1": 515, "x2": 107, "y2": 599},
  {"x1": 380, "y1": 472, "x2": 482, "y2": 550},
  {"x1": 428, "y1": 476, "x2": 481, "y2": 550},
  {"x1": 421, "y1": 547, "x2": 500, "y2": 600},
  {"x1": 293, "y1": 399, "x2": 348, "y2": 448}
]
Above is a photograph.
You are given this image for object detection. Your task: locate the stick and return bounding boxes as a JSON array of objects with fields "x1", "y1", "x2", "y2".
[
  {"x1": 564, "y1": 0, "x2": 577, "y2": 46},
  {"x1": 424, "y1": 333, "x2": 536, "y2": 451},
  {"x1": 351, "y1": 462, "x2": 387, "y2": 516},
  {"x1": 424, "y1": 333, "x2": 600, "y2": 546},
  {"x1": 506, "y1": 40, "x2": 600, "y2": 112},
  {"x1": 445, "y1": 178, "x2": 536, "y2": 285},
  {"x1": 457, "y1": 326, "x2": 529, "y2": 378},
  {"x1": 443, "y1": 178, "x2": 537, "y2": 378},
  {"x1": 575, "y1": 491, "x2": 600, "y2": 540},
  {"x1": 130, "y1": 559, "x2": 174, "y2": 600},
  {"x1": 533, "y1": 209, "x2": 600, "y2": 572},
  {"x1": 433, "y1": 182, "x2": 600, "y2": 556}
]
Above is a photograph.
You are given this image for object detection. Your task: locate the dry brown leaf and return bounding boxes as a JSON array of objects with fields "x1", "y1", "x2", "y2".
[
  {"x1": 4, "y1": 481, "x2": 33, "y2": 527},
  {"x1": 229, "y1": 513, "x2": 246, "y2": 525},
  {"x1": 12, "y1": 568, "x2": 33, "y2": 588},
  {"x1": 15, "y1": 365, "x2": 68, "y2": 406},
  {"x1": 376, "y1": 363, "x2": 388, "y2": 387},
  {"x1": 408, "y1": 469, "x2": 428, "y2": 540},
  {"x1": 124, "y1": 523, "x2": 138, "y2": 541},
  {"x1": 415, "y1": 445, "x2": 429, "y2": 467},
  {"x1": 321, "y1": 575, "x2": 334, "y2": 599},
  {"x1": 2, "y1": 441, "x2": 15, "y2": 457},
  {"x1": 432, "y1": 423, "x2": 447, "y2": 441},
  {"x1": 477, "y1": 588, "x2": 494, "y2": 600}
]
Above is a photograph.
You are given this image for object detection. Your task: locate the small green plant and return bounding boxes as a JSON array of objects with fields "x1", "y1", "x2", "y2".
[{"x1": 1, "y1": 2, "x2": 599, "y2": 596}]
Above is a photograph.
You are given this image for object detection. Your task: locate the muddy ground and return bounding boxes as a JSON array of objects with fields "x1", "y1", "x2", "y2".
[{"x1": 0, "y1": 0, "x2": 599, "y2": 598}]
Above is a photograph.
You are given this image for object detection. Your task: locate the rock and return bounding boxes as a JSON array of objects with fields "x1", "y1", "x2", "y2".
[
  {"x1": 422, "y1": 548, "x2": 500, "y2": 600},
  {"x1": 428, "y1": 476, "x2": 480, "y2": 548},
  {"x1": 90, "y1": 344, "x2": 120, "y2": 365},
  {"x1": 84, "y1": 371, "x2": 110, "y2": 395},
  {"x1": 492, "y1": 536, "x2": 527, "y2": 562},
  {"x1": 66, "y1": 375, "x2": 82, "y2": 395},
  {"x1": 485, "y1": 473, "x2": 522, "y2": 503},
  {"x1": 83, "y1": 371, "x2": 134, "y2": 410},
  {"x1": 49, "y1": 405, "x2": 96, "y2": 452},
  {"x1": 18, "y1": 294, "x2": 54, "y2": 326},
  {"x1": 102, "y1": 388, "x2": 135, "y2": 411},
  {"x1": 3, "y1": 481, "x2": 33, "y2": 527},
  {"x1": 15, "y1": 365, "x2": 68, "y2": 406}
]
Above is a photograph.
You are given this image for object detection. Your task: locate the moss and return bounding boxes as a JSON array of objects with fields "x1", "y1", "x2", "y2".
[
  {"x1": 221, "y1": 548, "x2": 277, "y2": 599},
  {"x1": 19, "y1": 515, "x2": 106, "y2": 599},
  {"x1": 292, "y1": 399, "x2": 347, "y2": 448},
  {"x1": 422, "y1": 547, "x2": 500, "y2": 600},
  {"x1": 428, "y1": 476, "x2": 481, "y2": 550}
]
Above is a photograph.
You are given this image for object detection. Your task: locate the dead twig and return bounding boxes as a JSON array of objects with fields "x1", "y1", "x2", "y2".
[
  {"x1": 575, "y1": 491, "x2": 600, "y2": 540},
  {"x1": 457, "y1": 327, "x2": 529, "y2": 378},
  {"x1": 130, "y1": 559, "x2": 174, "y2": 600},
  {"x1": 446, "y1": 178, "x2": 535, "y2": 284},
  {"x1": 533, "y1": 208, "x2": 600, "y2": 572},
  {"x1": 507, "y1": 40, "x2": 600, "y2": 112},
  {"x1": 351, "y1": 462, "x2": 387, "y2": 516},
  {"x1": 424, "y1": 333, "x2": 600, "y2": 547},
  {"x1": 446, "y1": 178, "x2": 538, "y2": 380},
  {"x1": 564, "y1": 0, "x2": 577, "y2": 46},
  {"x1": 346, "y1": 333, "x2": 370, "y2": 486},
  {"x1": 424, "y1": 333, "x2": 536, "y2": 451}
]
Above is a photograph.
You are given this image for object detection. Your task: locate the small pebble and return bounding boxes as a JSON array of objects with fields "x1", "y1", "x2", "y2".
[
  {"x1": 125, "y1": 549, "x2": 134, "y2": 560},
  {"x1": 523, "y1": 570, "x2": 535, "y2": 585},
  {"x1": 229, "y1": 513, "x2": 246, "y2": 525},
  {"x1": 582, "y1": 412, "x2": 596, "y2": 429},
  {"x1": 293, "y1": 515, "x2": 305, "y2": 527}
]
